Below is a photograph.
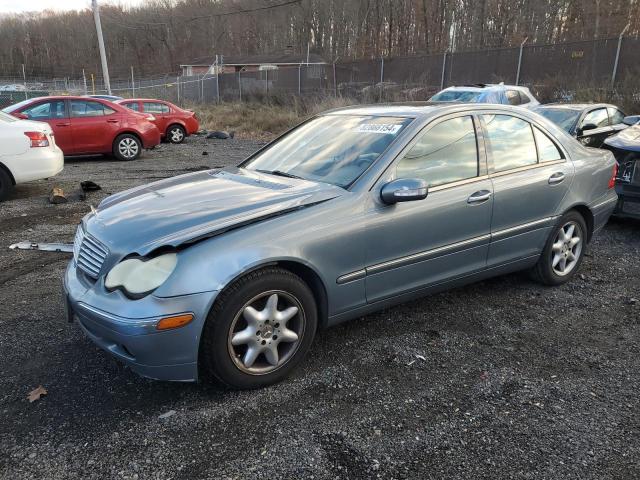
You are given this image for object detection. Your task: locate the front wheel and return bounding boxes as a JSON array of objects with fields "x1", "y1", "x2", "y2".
[
  {"x1": 113, "y1": 134, "x2": 142, "y2": 161},
  {"x1": 199, "y1": 268, "x2": 317, "y2": 389},
  {"x1": 531, "y1": 211, "x2": 587, "y2": 286}
]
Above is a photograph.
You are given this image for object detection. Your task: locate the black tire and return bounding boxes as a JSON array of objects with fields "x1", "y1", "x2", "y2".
[
  {"x1": 166, "y1": 124, "x2": 186, "y2": 144},
  {"x1": 530, "y1": 210, "x2": 588, "y2": 286},
  {"x1": 0, "y1": 167, "x2": 14, "y2": 202},
  {"x1": 199, "y1": 267, "x2": 317, "y2": 389},
  {"x1": 113, "y1": 133, "x2": 142, "y2": 161}
]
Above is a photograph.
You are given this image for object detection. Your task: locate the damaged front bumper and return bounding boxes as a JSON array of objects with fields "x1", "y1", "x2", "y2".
[{"x1": 63, "y1": 261, "x2": 218, "y2": 382}]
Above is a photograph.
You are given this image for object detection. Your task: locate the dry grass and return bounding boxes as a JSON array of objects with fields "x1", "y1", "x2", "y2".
[{"x1": 189, "y1": 97, "x2": 355, "y2": 140}]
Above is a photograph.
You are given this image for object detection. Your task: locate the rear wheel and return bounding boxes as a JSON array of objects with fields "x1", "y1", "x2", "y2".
[
  {"x1": 113, "y1": 134, "x2": 142, "y2": 161},
  {"x1": 200, "y1": 267, "x2": 317, "y2": 389},
  {"x1": 0, "y1": 168, "x2": 14, "y2": 202},
  {"x1": 531, "y1": 211, "x2": 587, "y2": 286},
  {"x1": 167, "y1": 124, "x2": 186, "y2": 144}
]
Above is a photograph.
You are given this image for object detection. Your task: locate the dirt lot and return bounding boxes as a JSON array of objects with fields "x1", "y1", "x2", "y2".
[{"x1": 1, "y1": 135, "x2": 639, "y2": 480}]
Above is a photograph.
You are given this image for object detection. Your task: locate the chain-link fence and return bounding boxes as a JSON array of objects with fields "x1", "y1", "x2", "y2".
[{"x1": 2, "y1": 36, "x2": 639, "y2": 109}]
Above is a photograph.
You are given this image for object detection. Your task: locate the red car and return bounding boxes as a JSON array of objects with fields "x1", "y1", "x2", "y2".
[
  {"x1": 116, "y1": 99, "x2": 199, "y2": 144},
  {"x1": 3, "y1": 96, "x2": 161, "y2": 161}
]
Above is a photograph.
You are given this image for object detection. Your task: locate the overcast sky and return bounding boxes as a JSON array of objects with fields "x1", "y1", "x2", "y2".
[{"x1": 0, "y1": 0, "x2": 145, "y2": 13}]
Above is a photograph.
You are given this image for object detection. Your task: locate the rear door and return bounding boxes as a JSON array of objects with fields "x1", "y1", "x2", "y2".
[
  {"x1": 69, "y1": 100, "x2": 121, "y2": 154},
  {"x1": 20, "y1": 100, "x2": 72, "y2": 153},
  {"x1": 142, "y1": 102, "x2": 170, "y2": 135},
  {"x1": 482, "y1": 113, "x2": 573, "y2": 267},
  {"x1": 577, "y1": 107, "x2": 612, "y2": 148},
  {"x1": 364, "y1": 114, "x2": 493, "y2": 302}
]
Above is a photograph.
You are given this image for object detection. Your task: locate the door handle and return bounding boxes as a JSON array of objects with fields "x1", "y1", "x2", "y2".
[
  {"x1": 56, "y1": 123, "x2": 70, "y2": 127},
  {"x1": 106, "y1": 119, "x2": 119, "y2": 123},
  {"x1": 467, "y1": 190, "x2": 492, "y2": 204},
  {"x1": 548, "y1": 172, "x2": 566, "y2": 185}
]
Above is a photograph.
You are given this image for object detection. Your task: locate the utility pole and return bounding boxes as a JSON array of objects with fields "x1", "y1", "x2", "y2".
[{"x1": 92, "y1": 0, "x2": 111, "y2": 95}]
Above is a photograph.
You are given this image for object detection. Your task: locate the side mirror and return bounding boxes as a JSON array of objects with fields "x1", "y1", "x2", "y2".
[
  {"x1": 380, "y1": 178, "x2": 428, "y2": 205},
  {"x1": 623, "y1": 115, "x2": 640, "y2": 126},
  {"x1": 580, "y1": 123, "x2": 598, "y2": 133}
]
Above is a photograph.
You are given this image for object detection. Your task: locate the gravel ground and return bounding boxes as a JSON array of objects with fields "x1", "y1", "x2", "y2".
[{"x1": 1, "y1": 135, "x2": 639, "y2": 480}]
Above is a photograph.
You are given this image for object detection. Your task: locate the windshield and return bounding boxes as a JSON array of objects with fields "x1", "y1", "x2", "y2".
[
  {"x1": 243, "y1": 115, "x2": 413, "y2": 188},
  {"x1": 430, "y1": 90, "x2": 484, "y2": 102},
  {"x1": 0, "y1": 111, "x2": 17, "y2": 122},
  {"x1": 534, "y1": 108, "x2": 581, "y2": 133}
]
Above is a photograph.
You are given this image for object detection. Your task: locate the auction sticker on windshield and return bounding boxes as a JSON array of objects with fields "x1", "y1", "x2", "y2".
[{"x1": 354, "y1": 123, "x2": 404, "y2": 135}]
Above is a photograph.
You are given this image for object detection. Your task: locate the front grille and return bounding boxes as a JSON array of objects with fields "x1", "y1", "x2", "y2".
[{"x1": 73, "y1": 227, "x2": 109, "y2": 279}]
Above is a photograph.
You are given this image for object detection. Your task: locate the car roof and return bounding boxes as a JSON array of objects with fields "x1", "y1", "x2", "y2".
[
  {"x1": 536, "y1": 103, "x2": 616, "y2": 111},
  {"x1": 323, "y1": 102, "x2": 533, "y2": 119},
  {"x1": 442, "y1": 84, "x2": 529, "y2": 92},
  {"x1": 116, "y1": 98, "x2": 172, "y2": 103}
]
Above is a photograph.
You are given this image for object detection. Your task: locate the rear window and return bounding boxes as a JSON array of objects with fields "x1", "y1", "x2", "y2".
[
  {"x1": 535, "y1": 108, "x2": 581, "y2": 133},
  {"x1": 123, "y1": 102, "x2": 139, "y2": 112},
  {"x1": 430, "y1": 90, "x2": 483, "y2": 102}
]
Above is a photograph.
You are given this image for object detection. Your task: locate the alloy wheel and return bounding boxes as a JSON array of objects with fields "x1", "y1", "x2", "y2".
[
  {"x1": 551, "y1": 220, "x2": 582, "y2": 276},
  {"x1": 118, "y1": 137, "x2": 139, "y2": 159},
  {"x1": 227, "y1": 291, "x2": 304, "y2": 375},
  {"x1": 170, "y1": 128, "x2": 184, "y2": 143}
]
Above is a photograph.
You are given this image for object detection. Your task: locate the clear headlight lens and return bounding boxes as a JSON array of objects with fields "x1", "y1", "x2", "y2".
[{"x1": 105, "y1": 253, "x2": 177, "y2": 297}]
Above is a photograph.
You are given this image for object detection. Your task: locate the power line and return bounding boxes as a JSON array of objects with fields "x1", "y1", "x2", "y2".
[{"x1": 185, "y1": 0, "x2": 302, "y2": 23}]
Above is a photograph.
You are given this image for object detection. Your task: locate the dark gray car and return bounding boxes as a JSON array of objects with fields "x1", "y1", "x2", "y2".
[{"x1": 63, "y1": 103, "x2": 618, "y2": 389}]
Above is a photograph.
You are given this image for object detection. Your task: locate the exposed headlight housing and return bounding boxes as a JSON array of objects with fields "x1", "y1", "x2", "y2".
[{"x1": 105, "y1": 253, "x2": 177, "y2": 298}]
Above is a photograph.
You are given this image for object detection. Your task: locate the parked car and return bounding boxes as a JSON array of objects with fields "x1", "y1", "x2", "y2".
[
  {"x1": 603, "y1": 120, "x2": 640, "y2": 219},
  {"x1": 3, "y1": 96, "x2": 160, "y2": 161},
  {"x1": 0, "y1": 110, "x2": 63, "y2": 201},
  {"x1": 116, "y1": 99, "x2": 199, "y2": 144},
  {"x1": 430, "y1": 84, "x2": 539, "y2": 108},
  {"x1": 86, "y1": 95, "x2": 124, "y2": 101},
  {"x1": 64, "y1": 103, "x2": 618, "y2": 389},
  {"x1": 533, "y1": 103, "x2": 629, "y2": 148}
]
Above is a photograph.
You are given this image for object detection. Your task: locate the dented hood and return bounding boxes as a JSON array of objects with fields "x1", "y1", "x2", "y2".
[{"x1": 84, "y1": 167, "x2": 344, "y2": 256}]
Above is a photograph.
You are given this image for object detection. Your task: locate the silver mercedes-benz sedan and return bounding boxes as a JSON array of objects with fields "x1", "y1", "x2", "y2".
[{"x1": 64, "y1": 103, "x2": 618, "y2": 389}]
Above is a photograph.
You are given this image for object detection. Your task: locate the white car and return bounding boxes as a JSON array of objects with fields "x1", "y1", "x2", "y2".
[
  {"x1": 430, "y1": 84, "x2": 540, "y2": 108},
  {"x1": 0, "y1": 111, "x2": 63, "y2": 201}
]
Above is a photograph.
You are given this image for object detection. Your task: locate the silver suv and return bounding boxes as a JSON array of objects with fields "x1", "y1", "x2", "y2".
[{"x1": 430, "y1": 83, "x2": 539, "y2": 108}]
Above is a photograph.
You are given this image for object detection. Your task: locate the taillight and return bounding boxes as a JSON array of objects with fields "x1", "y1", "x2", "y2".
[
  {"x1": 608, "y1": 163, "x2": 618, "y2": 189},
  {"x1": 25, "y1": 131, "x2": 49, "y2": 148}
]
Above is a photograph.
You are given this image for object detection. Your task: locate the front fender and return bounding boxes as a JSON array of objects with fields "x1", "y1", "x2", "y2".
[{"x1": 153, "y1": 232, "x2": 327, "y2": 299}]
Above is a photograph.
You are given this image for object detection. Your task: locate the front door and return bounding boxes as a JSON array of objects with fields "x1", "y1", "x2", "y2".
[
  {"x1": 69, "y1": 99, "x2": 121, "y2": 154},
  {"x1": 480, "y1": 113, "x2": 573, "y2": 267},
  {"x1": 577, "y1": 107, "x2": 613, "y2": 148},
  {"x1": 364, "y1": 114, "x2": 493, "y2": 303},
  {"x1": 20, "y1": 100, "x2": 73, "y2": 153}
]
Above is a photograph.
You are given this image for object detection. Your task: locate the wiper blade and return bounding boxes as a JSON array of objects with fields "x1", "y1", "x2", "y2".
[{"x1": 257, "y1": 169, "x2": 304, "y2": 180}]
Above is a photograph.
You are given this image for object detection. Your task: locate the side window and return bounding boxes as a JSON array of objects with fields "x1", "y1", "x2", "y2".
[
  {"x1": 123, "y1": 102, "x2": 139, "y2": 112},
  {"x1": 608, "y1": 107, "x2": 625, "y2": 125},
  {"x1": 483, "y1": 114, "x2": 537, "y2": 172},
  {"x1": 70, "y1": 100, "x2": 113, "y2": 117},
  {"x1": 533, "y1": 127, "x2": 563, "y2": 162},
  {"x1": 396, "y1": 116, "x2": 479, "y2": 187},
  {"x1": 505, "y1": 90, "x2": 522, "y2": 106},
  {"x1": 22, "y1": 101, "x2": 66, "y2": 120},
  {"x1": 518, "y1": 91, "x2": 531, "y2": 105},
  {"x1": 143, "y1": 102, "x2": 169, "y2": 114},
  {"x1": 581, "y1": 108, "x2": 609, "y2": 128}
]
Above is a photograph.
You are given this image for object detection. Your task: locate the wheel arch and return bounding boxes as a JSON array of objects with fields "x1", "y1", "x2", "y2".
[
  {"x1": 564, "y1": 204, "x2": 594, "y2": 242},
  {"x1": 205, "y1": 258, "x2": 330, "y2": 331},
  {"x1": 166, "y1": 122, "x2": 187, "y2": 135},
  {"x1": 113, "y1": 130, "x2": 142, "y2": 146}
]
